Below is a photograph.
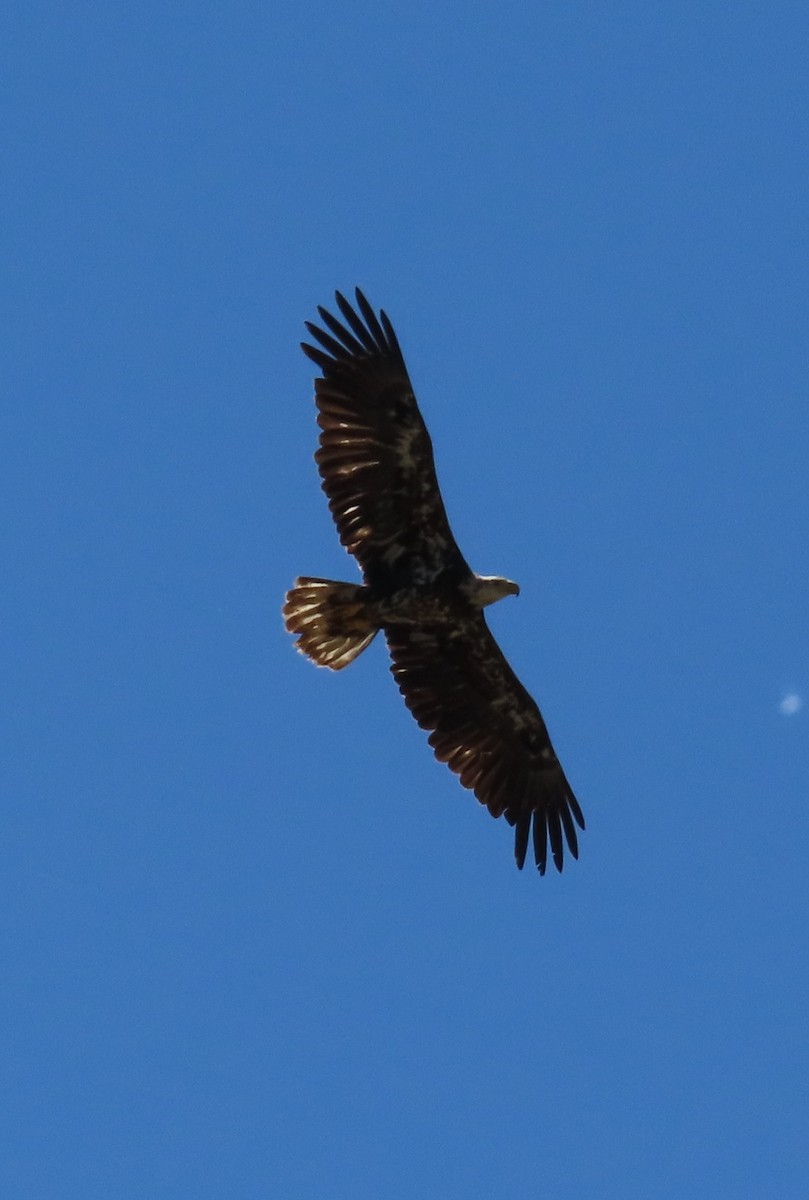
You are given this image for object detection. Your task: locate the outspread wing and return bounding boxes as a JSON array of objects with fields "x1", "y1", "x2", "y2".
[
  {"x1": 302, "y1": 289, "x2": 469, "y2": 590},
  {"x1": 385, "y1": 620, "x2": 584, "y2": 874}
]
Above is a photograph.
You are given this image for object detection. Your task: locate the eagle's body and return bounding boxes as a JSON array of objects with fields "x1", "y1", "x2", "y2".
[
  {"x1": 372, "y1": 574, "x2": 519, "y2": 626},
  {"x1": 283, "y1": 289, "x2": 584, "y2": 873}
]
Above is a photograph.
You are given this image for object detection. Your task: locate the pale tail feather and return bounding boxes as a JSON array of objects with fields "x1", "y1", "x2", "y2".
[{"x1": 283, "y1": 577, "x2": 378, "y2": 670}]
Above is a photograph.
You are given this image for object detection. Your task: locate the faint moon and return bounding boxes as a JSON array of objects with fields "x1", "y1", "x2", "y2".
[{"x1": 779, "y1": 693, "x2": 803, "y2": 716}]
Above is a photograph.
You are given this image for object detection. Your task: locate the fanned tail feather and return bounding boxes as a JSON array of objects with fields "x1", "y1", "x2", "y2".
[{"x1": 283, "y1": 577, "x2": 377, "y2": 670}]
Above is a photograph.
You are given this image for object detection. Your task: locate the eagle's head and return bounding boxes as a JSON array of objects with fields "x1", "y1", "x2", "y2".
[{"x1": 469, "y1": 574, "x2": 521, "y2": 608}]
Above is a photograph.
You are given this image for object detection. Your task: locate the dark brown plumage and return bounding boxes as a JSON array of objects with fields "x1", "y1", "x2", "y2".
[{"x1": 283, "y1": 289, "x2": 584, "y2": 873}]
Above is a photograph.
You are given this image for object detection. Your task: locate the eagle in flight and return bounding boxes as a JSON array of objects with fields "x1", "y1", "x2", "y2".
[{"x1": 283, "y1": 289, "x2": 584, "y2": 873}]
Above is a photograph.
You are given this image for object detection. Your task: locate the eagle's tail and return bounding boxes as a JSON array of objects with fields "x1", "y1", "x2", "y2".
[{"x1": 283, "y1": 577, "x2": 378, "y2": 670}]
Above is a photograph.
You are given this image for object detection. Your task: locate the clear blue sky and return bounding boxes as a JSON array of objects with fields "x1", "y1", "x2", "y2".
[{"x1": 3, "y1": 3, "x2": 807, "y2": 1197}]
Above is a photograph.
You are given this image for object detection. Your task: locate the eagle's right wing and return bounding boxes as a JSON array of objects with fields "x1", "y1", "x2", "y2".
[{"x1": 302, "y1": 290, "x2": 470, "y2": 590}]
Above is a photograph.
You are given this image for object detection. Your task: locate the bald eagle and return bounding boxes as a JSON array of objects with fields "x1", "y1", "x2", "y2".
[{"x1": 283, "y1": 289, "x2": 584, "y2": 873}]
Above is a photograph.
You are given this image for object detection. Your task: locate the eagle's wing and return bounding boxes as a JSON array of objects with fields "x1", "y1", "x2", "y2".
[
  {"x1": 302, "y1": 289, "x2": 469, "y2": 589},
  {"x1": 385, "y1": 620, "x2": 584, "y2": 873}
]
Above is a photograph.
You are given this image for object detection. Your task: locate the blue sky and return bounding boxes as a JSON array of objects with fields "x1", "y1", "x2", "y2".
[{"x1": 3, "y1": 3, "x2": 808, "y2": 1196}]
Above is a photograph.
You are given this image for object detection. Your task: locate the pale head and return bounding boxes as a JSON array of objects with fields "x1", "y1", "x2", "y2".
[{"x1": 466, "y1": 574, "x2": 521, "y2": 608}]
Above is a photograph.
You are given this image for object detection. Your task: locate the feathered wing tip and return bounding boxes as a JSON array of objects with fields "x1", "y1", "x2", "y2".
[
  {"x1": 512, "y1": 781, "x2": 585, "y2": 876},
  {"x1": 301, "y1": 287, "x2": 404, "y2": 373},
  {"x1": 283, "y1": 577, "x2": 378, "y2": 670}
]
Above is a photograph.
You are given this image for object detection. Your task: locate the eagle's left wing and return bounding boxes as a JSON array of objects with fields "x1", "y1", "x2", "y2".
[{"x1": 385, "y1": 620, "x2": 584, "y2": 873}]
